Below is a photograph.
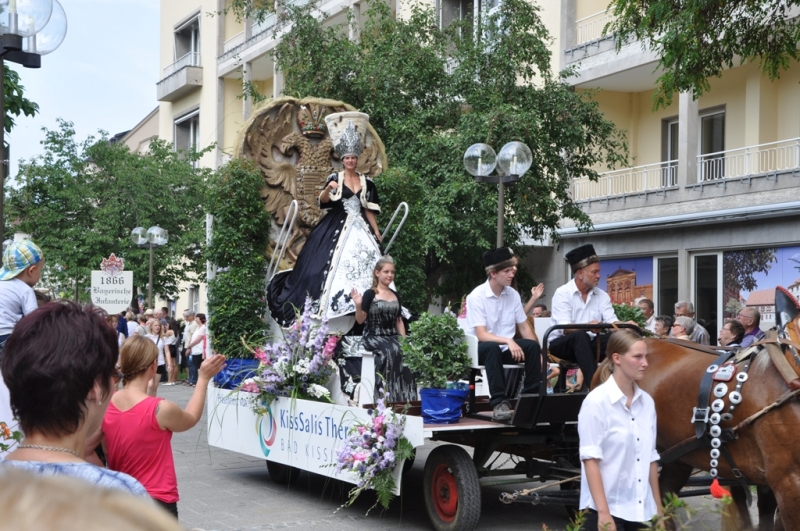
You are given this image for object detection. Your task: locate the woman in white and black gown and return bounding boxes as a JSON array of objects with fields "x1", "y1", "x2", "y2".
[
  {"x1": 350, "y1": 256, "x2": 416, "y2": 403},
  {"x1": 267, "y1": 115, "x2": 383, "y2": 327}
]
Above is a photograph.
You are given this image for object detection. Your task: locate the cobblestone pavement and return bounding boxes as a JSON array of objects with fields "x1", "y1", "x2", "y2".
[{"x1": 161, "y1": 384, "x2": 739, "y2": 531}]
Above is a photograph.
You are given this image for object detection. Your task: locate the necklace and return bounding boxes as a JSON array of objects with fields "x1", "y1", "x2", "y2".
[{"x1": 18, "y1": 444, "x2": 80, "y2": 458}]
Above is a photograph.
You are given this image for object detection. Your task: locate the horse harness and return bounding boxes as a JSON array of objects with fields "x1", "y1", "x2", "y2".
[
  {"x1": 659, "y1": 333, "x2": 800, "y2": 506},
  {"x1": 659, "y1": 340, "x2": 760, "y2": 504}
]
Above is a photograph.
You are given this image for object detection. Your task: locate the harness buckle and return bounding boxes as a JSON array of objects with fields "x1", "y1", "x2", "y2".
[
  {"x1": 692, "y1": 407, "x2": 710, "y2": 424},
  {"x1": 732, "y1": 468, "x2": 743, "y2": 479}
]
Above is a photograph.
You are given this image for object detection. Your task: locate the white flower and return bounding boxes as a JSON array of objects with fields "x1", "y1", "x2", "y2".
[{"x1": 308, "y1": 383, "x2": 331, "y2": 399}]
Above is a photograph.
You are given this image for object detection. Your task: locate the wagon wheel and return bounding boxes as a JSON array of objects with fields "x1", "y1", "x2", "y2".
[
  {"x1": 423, "y1": 445, "x2": 482, "y2": 531},
  {"x1": 266, "y1": 460, "x2": 300, "y2": 485}
]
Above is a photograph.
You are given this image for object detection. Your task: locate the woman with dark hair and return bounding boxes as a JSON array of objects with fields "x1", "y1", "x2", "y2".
[
  {"x1": 185, "y1": 313, "x2": 207, "y2": 387},
  {"x1": 0, "y1": 302, "x2": 147, "y2": 496},
  {"x1": 719, "y1": 319, "x2": 745, "y2": 347}
]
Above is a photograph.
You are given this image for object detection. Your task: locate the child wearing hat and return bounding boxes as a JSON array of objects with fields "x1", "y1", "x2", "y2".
[{"x1": 0, "y1": 240, "x2": 45, "y2": 358}]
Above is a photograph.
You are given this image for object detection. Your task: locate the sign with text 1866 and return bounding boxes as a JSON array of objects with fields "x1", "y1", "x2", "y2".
[{"x1": 90, "y1": 254, "x2": 133, "y2": 314}]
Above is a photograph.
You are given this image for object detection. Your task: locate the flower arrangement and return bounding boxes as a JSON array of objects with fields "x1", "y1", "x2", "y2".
[
  {"x1": 240, "y1": 297, "x2": 340, "y2": 415},
  {"x1": 334, "y1": 390, "x2": 415, "y2": 513},
  {"x1": 0, "y1": 420, "x2": 22, "y2": 452}
]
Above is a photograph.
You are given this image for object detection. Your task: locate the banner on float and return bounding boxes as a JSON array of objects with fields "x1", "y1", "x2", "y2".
[
  {"x1": 90, "y1": 254, "x2": 133, "y2": 314},
  {"x1": 206, "y1": 388, "x2": 425, "y2": 493}
]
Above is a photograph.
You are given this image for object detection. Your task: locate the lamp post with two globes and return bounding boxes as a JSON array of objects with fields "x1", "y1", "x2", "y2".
[
  {"x1": 0, "y1": 0, "x2": 67, "y2": 243},
  {"x1": 130, "y1": 226, "x2": 169, "y2": 310},
  {"x1": 463, "y1": 141, "x2": 533, "y2": 248}
]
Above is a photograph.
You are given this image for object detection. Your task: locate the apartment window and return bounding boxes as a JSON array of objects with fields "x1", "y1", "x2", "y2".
[
  {"x1": 440, "y1": 0, "x2": 474, "y2": 30},
  {"x1": 699, "y1": 110, "x2": 725, "y2": 179},
  {"x1": 174, "y1": 110, "x2": 199, "y2": 162},
  {"x1": 188, "y1": 285, "x2": 200, "y2": 314},
  {"x1": 174, "y1": 15, "x2": 200, "y2": 68}
]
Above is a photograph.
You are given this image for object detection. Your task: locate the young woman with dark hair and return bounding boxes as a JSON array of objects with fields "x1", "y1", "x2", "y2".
[{"x1": 0, "y1": 302, "x2": 147, "y2": 496}]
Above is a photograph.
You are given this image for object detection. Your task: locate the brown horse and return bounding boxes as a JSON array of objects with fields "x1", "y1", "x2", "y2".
[{"x1": 632, "y1": 292, "x2": 800, "y2": 530}]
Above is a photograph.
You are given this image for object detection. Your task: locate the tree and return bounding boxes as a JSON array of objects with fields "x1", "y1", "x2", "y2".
[
  {"x1": 608, "y1": 0, "x2": 800, "y2": 108},
  {"x1": 722, "y1": 248, "x2": 777, "y2": 292},
  {"x1": 5, "y1": 119, "x2": 210, "y2": 302},
  {"x1": 4, "y1": 67, "x2": 38, "y2": 133},
  {"x1": 206, "y1": 159, "x2": 271, "y2": 357},
  {"x1": 271, "y1": 0, "x2": 627, "y2": 311}
]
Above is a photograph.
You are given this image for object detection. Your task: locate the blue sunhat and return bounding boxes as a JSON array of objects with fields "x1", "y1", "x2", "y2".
[{"x1": 0, "y1": 240, "x2": 44, "y2": 281}]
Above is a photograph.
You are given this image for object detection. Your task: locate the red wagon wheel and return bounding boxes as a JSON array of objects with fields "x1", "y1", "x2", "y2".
[{"x1": 423, "y1": 445, "x2": 481, "y2": 531}]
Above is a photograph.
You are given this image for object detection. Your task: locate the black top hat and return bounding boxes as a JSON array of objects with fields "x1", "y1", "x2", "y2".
[
  {"x1": 566, "y1": 244, "x2": 599, "y2": 273},
  {"x1": 482, "y1": 246, "x2": 515, "y2": 269}
]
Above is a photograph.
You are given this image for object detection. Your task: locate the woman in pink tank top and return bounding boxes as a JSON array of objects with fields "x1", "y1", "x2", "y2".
[{"x1": 103, "y1": 335, "x2": 225, "y2": 517}]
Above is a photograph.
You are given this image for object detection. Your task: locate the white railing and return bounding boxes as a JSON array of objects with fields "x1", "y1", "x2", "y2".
[
  {"x1": 698, "y1": 138, "x2": 800, "y2": 182},
  {"x1": 572, "y1": 161, "x2": 677, "y2": 201},
  {"x1": 162, "y1": 52, "x2": 201, "y2": 78},
  {"x1": 576, "y1": 10, "x2": 615, "y2": 45},
  {"x1": 223, "y1": 31, "x2": 245, "y2": 54},
  {"x1": 252, "y1": 13, "x2": 277, "y2": 36}
]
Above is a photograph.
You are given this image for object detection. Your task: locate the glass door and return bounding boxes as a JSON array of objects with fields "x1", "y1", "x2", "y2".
[
  {"x1": 656, "y1": 257, "x2": 678, "y2": 317},
  {"x1": 693, "y1": 253, "x2": 722, "y2": 345}
]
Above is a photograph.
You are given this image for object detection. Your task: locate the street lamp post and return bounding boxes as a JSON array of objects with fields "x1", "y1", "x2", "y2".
[
  {"x1": 463, "y1": 141, "x2": 533, "y2": 247},
  {"x1": 0, "y1": 0, "x2": 67, "y2": 243},
  {"x1": 131, "y1": 226, "x2": 169, "y2": 309}
]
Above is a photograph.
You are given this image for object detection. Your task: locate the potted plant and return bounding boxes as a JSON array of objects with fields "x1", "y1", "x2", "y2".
[{"x1": 401, "y1": 313, "x2": 471, "y2": 424}]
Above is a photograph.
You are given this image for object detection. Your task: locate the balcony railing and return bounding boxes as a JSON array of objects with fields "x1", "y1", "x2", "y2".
[
  {"x1": 572, "y1": 161, "x2": 677, "y2": 201},
  {"x1": 698, "y1": 138, "x2": 800, "y2": 182},
  {"x1": 223, "y1": 31, "x2": 245, "y2": 54},
  {"x1": 163, "y1": 52, "x2": 200, "y2": 79},
  {"x1": 576, "y1": 10, "x2": 615, "y2": 45}
]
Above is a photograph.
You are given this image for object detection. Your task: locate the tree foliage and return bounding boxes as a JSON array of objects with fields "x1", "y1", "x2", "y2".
[
  {"x1": 206, "y1": 159, "x2": 271, "y2": 357},
  {"x1": 273, "y1": 0, "x2": 627, "y2": 311},
  {"x1": 4, "y1": 66, "x2": 38, "y2": 134},
  {"x1": 608, "y1": 0, "x2": 800, "y2": 108},
  {"x1": 5, "y1": 119, "x2": 210, "y2": 302},
  {"x1": 722, "y1": 248, "x2": 777, "y2": 292}
]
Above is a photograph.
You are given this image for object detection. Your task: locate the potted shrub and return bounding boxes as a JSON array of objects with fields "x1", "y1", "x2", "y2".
[{"x1": 401, "y1": 313, "x2": 471, "y2": 424}]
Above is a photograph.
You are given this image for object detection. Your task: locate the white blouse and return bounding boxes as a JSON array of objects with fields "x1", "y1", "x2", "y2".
[
  {"x1": 578, "y1": 376, "x2": 660, "y2": 522},
  {"x1": 146, "y1": 333, "x2": 175, "y2": 366}
]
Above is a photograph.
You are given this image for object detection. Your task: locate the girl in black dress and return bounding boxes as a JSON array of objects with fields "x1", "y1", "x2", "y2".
[{"x1": 350, "y1": 256, "x2": 416, "y2": 403}]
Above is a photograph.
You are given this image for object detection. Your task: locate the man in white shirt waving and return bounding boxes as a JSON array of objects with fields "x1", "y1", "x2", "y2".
[
  {"x1": 550, "y1": 244, "x2": 625, "y2": 388},
  {"x1": 465, "y1": 247, "x2": 542, "y2": 421}
]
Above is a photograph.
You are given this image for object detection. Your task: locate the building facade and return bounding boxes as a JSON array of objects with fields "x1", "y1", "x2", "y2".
[{"x1": 520, "y1": 0, "x2": 800, "y2": 345}]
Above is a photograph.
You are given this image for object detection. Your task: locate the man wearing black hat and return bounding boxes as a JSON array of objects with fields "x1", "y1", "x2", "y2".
[
  {"x1": 549, "y1": 244, "x2": 623, "y2": 388},
  {"x1": 465, "y1": 247, "x2": 542, "y2": 421}
]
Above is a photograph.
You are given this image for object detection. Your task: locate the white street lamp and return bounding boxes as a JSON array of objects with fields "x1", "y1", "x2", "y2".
[
  {"x1": 464, "y1": 141, "x2": 533, "y2": 247},
  {"x1": 131, "y1": 226, "x2": 169, "y2": 309}
]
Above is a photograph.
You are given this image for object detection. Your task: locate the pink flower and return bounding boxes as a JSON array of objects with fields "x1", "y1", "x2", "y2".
[
  {"x1": 241, "y1": 382, "x2": 260, "y2": 393},
  {"x1": 254, "y1": 348, "x2": 267, "y2": 363},
  {"x1": 372, "y1": 415, "x2": 384, "y2": 433},
  {"x1": 323, "y1": 335, "x2": 339, "y2": 357},
  {"x1": 357, "y1": 426, "x2": 366, "y2": 434},
  {"x1": 353, "y1": 451, "x2": 368, "y2": 461}
]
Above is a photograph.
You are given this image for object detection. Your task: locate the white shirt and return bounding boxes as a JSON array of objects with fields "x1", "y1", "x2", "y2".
[
  {"x1": 126, "y1": 321, "x2": 138, "y2": 337},
  {"x1": 183, "y1": 320, "x2": 198, "y2": 349},
  {"x1": 0, "y1": 279, "x2": 38, "y2": 335},
  {"x1": 645, "y1": 315, "x2": 656, "y2": 333},
  {"x1": 549, "y1": 279, "x2": 618, "y2": 339},
  {"x1": 190, "y1": 325, "x2": 207, "y2": 356},
  {"x1": 465, "y1": 280, "x2": 527, "y2": 351},
  {"x1": 146, "y1": 334, "x2": 175, "y2": 366},
  {"x1": 578, "y1": 376, "x2": 660, "y2": 522}
]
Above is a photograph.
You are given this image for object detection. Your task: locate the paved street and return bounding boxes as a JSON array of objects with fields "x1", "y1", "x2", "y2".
[{"x1": 162, "y1": 384, "x2": 737, "y2": 531}]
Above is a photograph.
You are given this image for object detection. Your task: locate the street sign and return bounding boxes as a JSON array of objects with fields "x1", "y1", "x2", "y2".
[{"x1": 90, "y1": 254, "x2": 133, "y2": 314}]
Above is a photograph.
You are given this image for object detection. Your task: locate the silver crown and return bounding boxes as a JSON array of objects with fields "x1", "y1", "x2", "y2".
[{"x1": 333, "y1": 120, "x2": 363, "y2": 158}]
